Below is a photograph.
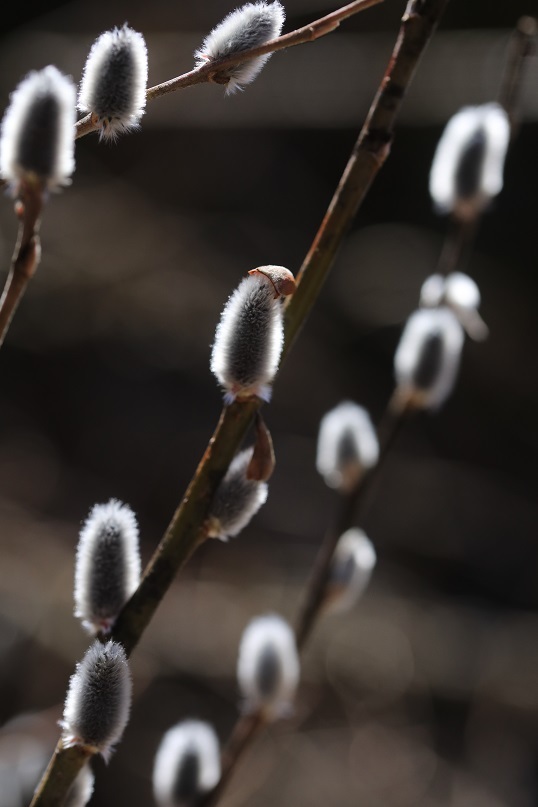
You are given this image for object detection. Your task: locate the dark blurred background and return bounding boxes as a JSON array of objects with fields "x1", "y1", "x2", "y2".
[{"x1": 0, "y1": 1, "x2": 537, "y2": 805}]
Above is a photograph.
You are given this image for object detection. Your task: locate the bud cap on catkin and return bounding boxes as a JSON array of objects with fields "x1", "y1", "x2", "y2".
[
  {"x1": 429, "y1": 103, "x2": 510, "y2": 220},
  {"x1": 211, "y1": 266, "x2": 294, "y2": 403},
  {"x1": 153, "y1": 720, "x2": 221, "y2": 807},
  {"x1": 394, "y1": 307, "x2": 465, "y2": 410},
  {"x1": 237, "y1": 614, "x2": 300, "y2": 718},
  {"x1": 316, "y1": 401, "x2": 379, "y2": 493},
  {"x1": 194, "y1": 2, "x2": 285, "y2": 94},
  {"x1": 61, "y1": 640, "x2": 132, "y2": 761},
  {"x1": 206, "y1": 447, "x2": 268, "y2": 540},
  {"x1": 78, "y1": 24, "x2": 148, "y2": 140},
  {"x1": 0, "y1": 65, "x2": 76, "y2": 190},
  {"x1": 74, "y1": 498, "x2": 141, "y2": 634},
  {"x1": 324, "y1": 528, "x2": 376, "y2": 614}
]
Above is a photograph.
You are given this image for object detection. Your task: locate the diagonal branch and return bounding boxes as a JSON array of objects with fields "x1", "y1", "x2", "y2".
[
  {"x1": 30, "y1": 0, "x2": 448, "y2": 804},
  {"x1": 75, "y1": 0, "x2": 383, "y2": 138}
]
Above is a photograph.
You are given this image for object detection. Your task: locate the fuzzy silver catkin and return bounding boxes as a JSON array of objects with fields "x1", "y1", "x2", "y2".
[
  {"x1": 429, "y1": 103, "x2": 510, "y2": 220},
  {"x1": 394, "y1": 307, "x2": 465, "y2": 410},
  {"x1": 211, "y1": 270, "x2": 287, "y2": 402},
  {"x1": 316, "y1": 401, "x2": 379, "y2": 493},
  {"x1": 0, "y1": 65, "x2": 76, "y2": 190},
  {"x1": 64, "y1": 764, "x2": 95, "y2": 807},
  {"x1": 325, "y1": 528, "x2": 376, "y2": 614},
  {"x1": 78, "y1": 24, "x2": 148, "y2": 140},
  {"x1": 206, "y1": 447, "x2": 268, "y2": 540},
  {"x1": 195, "y1": 1, "x2": 285, "y2": 94},
  {"x1": 61, "y1": 640, "x2": 131, "y2": 761},
  {"x1": 237, "y1": 614, "x2": 299, "y2": 718},
  {"x1": 74, "y1": 498, "x2": 141, "y2": 634},
  {"x1": 153, "y1": 720, "x2": 221, "y2": 807}
]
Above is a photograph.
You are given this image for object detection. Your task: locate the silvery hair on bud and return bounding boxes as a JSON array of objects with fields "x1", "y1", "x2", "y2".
[
  {"x1": 237, "y1": 614, "x2": 300, "y2": 718},
  {"x1": 211, "y1": 269, "x2": 288, "y2": 403},
  {"x1": 429, "y1": 103, "x2": 510, "y2": 219},
  {"x1": 61, "y1": 640, "x2": 132, "y2": 761},
  {"x1": 78, "y1": 24, "x2": 148, "y2": 140},
  {"x1": 394, "y1": 307, "x2": 465, "y2": 410},
  {"x1": 0, "y1": 65, "x2": 76, "y2": 190},
  {"x1": 65, "y1": 764, "x2": 95, "y2": 807},
  {"x1": 316, "y1": 401, "x2": 379, "y2": 493},
  {"x1": 206, "y1": 447, "x2": 268, "y2": 540},
  {"x1": 325, "y1": 528, "x2": 376, "y2": 614},
  {"x1": 420, "y1": 272, "x2": 488, "y2": 341},
  {"x1": 74, "y1": 498, "x2": 141, "y2": 634},
  {"x1": 195, "y1": 1, "x2": 285, "y2": 94},
  {"x1": 153, "y1": 720, "x2": 221, "y2": 807}
]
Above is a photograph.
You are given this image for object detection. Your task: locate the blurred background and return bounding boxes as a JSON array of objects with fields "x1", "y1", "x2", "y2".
[{"x1": 0, "y1": 0, "x2": 537, "y2": 805}]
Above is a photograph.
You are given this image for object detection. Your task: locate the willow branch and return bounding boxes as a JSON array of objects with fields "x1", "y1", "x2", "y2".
[
  {"x1": 434, "y1": 16, "x2": 536, "y2": 305},
  {"x1": 0, "y1": 181, "x2": 43, "y2": 348},
  {"x1": 198, "y1": 1, "x2": 450, "y2": 804},
  {"x1": 498, "y1": 15, "x2": 537, "y2": 133},
  {"x1": 282, "y1": 0, "x2": 449, "y2": 355},
  {"x1": 75, "y1": 0, "x2": 383, "y2": 139},
  {"x1": 31, "y1": 0, "x2": 449, "y2": 803},
  {"x1": 295, "y1": 393, "x2": 409, "y2": 650}
]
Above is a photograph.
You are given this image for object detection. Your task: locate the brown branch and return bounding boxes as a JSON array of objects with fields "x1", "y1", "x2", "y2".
[
  {"x1": 75, "y1": 0, "x2": 383, "y2": 139},
  {"x1": 295, "y1": 394, "x2": 409, "y2": 650},
  {"x1": 197, "y1": 1, "x2": 450, "y2": 804},
  {"x1": 0, "y1": 181, "x2": 43, "y2": 348},
  {"x1": 432, "y1": 16, "x2": 536, "y2": 324},
  {"x1": 30, "y1": 0, "x2": 449, "y2": 803},
  {"x1": 498, "y1": 15, "x2": 537, "y2": 133},
  {"x1": 282, "y1": 0, "x2": 449, "y2": 355}
]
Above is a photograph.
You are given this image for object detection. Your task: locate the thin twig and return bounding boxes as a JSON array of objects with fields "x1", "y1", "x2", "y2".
[
  {"x1": 433, "y1": 16, "x2": 536, "y2": 288},
  {"x1": 498, "y1": 15, "x2": 537, "y2": 133},
  {"x1": 30, "y1": 0, "x2": 448, "y2": 803},
  {"x1": 295, "y1": 394, "x2": 409, "y2": 650},
  {"x1": 196, "y1": 1, "x2": 450, "y2": 804},
  {"x1": 0, "y1": 181, "x2": 43, "y2": 348},
  {"x1": 75, "y1": 0, "x2": 383, "y2": 140}
]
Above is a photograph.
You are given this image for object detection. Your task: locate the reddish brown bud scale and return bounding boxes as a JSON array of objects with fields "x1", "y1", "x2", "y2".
[{"x1": 248, "y1": 265, "x2": 296, "y2": 299}]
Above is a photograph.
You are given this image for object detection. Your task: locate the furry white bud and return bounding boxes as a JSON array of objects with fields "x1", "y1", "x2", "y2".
[
  {"x1": 153, "y1": 720, "x2": 221, "y2": 807},
  {"x1": 394, "y1": 307, "x2": 465, "y2": 410},
  {"x1": 237, "y1": 614, "x2": 299, "y2": 718},
  {"x1": 211, "y1": 266, "x2": 294, "y2": 403},
  {"x1": 74, "y1": 498, "x2": 141, "y2": 634},
  {"x1": 429, "y1": 103, "x2": 510, "y2": 220},
  {"x1": 78, "y1": 24, "x2": 148, "y2": 140},
  {"x1": 316, "y1": 401, "x2": 379, "y2": 493},
  {"x1": 420, "y1": 272, "x2": 487, "y2": 341},
  {"x1": 207, "y1": 447, "x2": 268, "y2": 540},
  {"x1": 195, "y1": 1, "x2": 285, "y2": 94},
  {"x1": 324, "y1": 528, "x2": 376, "y2": 614},
  {"x1": 65, "y1": 765, "x2": 95, "y2": 807},
  {"x1": 61, "y1": 640, "x2": 132, "y2": 761},
  {"x1": 0, "y1": 65, "x2": 76, "y2": 190}
]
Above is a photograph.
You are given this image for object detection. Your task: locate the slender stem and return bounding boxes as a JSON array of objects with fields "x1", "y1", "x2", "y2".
[
  {"x1": 0, "y1": 182, "x2": 43, "y2": 348},
  {"x1": 29, "y1": 745, "x2": 92, "y2": 807},
  {"x1": 498, "y1": 15, "x2": 537, "y2": 132},
  {"x1": 295, "y1": 394, "x2": 408, "y2": 650},
  {"x1": 199, "y1": 712, "x2": 266, "y2": 807},
  {"x1": 30, "y1": 0, "x2": 449, "y2": 802},
  {"x1": 197, "y1": 2, "x2": 450, "y2": 804},
  {"x1": 283, "y1": 0, "x2": 450, "y2": 356},
  {"x1": 111, "y1": 399, "x2": 258, "y2": 656},
  {"x1": 75, "y1": 0, "x2": 383, "y2": 140}
]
